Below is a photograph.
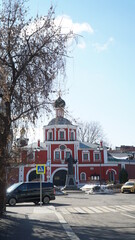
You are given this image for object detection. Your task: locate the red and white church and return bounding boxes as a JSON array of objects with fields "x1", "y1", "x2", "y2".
[{"x1": 8, "y1": 96, "x2": 125, "y2": 186}]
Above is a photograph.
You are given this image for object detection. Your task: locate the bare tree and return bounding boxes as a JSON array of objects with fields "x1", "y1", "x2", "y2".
[
  {"x1": 0, "y1": 0, "x2": 75, "y2": 214},
  {"x1": 78, "y1": 121, "x2": 106, "y2": 144}
]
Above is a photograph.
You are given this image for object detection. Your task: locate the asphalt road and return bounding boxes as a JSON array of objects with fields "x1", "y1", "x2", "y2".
[{"x1": 0, "y1": 192, "x2": 135, "y2": 240}]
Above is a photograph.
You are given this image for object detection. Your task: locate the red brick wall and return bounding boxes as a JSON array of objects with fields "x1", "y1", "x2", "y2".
[{"x1": 7, "y1": 168, "x2": 19, "y2": 186}]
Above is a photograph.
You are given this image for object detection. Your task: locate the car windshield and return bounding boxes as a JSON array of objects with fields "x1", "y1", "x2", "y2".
[
  {"x1": 7, "y1": 182, "x2": 22, "y2": 193},
  {"x1": 125, "y1": 182, "x2": 135, "y2": 186}
]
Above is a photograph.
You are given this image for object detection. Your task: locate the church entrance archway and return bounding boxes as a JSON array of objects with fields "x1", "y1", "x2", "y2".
[
  {"x1": 108, "y1": 171, "x2": 115, "y2": 182},
  {"x1": 28, "y1": 170, "x2": 40, "y2": 182},
  {"x1": 53, "y1": 170, "x2": 67, "y2": 186}
]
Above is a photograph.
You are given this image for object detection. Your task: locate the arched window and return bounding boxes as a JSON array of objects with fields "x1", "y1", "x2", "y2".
[
  {"x1": 93, "y1": 151, "x2": 101, "y2": 162},
  {"x1": 82, "y1": 151, "x2": 90, "y2": 161},
  {"x1": 80, "y1": 172, "x2": 86, "y2": 181},
  {"x1": 91, "y1": 175, "x2": 100, "y2": 181},
  {"x1": 70, "y1": 130, "x2": 75, "y2": 141},
  {"x1": 108, "y1": 171, "x2": 115, "y2": 182},
  {"x1": 47, "y1": 130, "x2": 53, "y2": 141},
  {"x1": 54, "y1": 149, "x2": 61, "y2": 161},
  {"x1": 64, "y1": 149, "x2": 72, "y2": 159}
]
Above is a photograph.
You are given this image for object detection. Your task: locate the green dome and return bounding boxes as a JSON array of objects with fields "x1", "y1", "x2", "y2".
[{"x1": 54, "y1": 96, "x2": 65, "y2": 108}]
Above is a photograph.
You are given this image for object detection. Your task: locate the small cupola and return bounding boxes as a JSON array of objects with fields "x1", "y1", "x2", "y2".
[{"x1": 54, "y1": 96, "x2": 65, "y2": 118}]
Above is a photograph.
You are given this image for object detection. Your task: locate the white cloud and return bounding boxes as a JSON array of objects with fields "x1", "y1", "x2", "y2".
[
  {"x1": 55, "y1": 15, "x2": 94, "y2": 35},
  {"x1": 93, "y1": 37, "x2": 114, "y2": 53},
  {"x1": 55, "y1": 15, "x2": 94, "y2": 49}
]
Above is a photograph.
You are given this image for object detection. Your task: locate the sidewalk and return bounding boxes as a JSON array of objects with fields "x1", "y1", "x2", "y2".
[{"x1": 0, "y1": 205, "x2": 70, "y2": 240}]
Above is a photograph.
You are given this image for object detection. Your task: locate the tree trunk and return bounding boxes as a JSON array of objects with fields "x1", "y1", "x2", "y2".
[
  {"x1": 0, "y1": 164, "x2": 6, "y2": 215},
  {"x1": 0, "y1": 118, "x2": 10, "y2": 215}
]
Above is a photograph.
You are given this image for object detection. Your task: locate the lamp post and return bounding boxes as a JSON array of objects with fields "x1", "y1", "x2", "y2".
[
  {"x1": 97, "y1": 144, "x2": 103, "y2": 186},
  {"x1": 128, "y1": 154, "x2": 133, "y2": 179}
]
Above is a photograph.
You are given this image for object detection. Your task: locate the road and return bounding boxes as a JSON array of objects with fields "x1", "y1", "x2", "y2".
[
  {"x1": 55, "y1": 192, "x2": 135, "y2": 239},
  {"x1": 0, "y1": 192, "x2": 135, "y2": 239}
]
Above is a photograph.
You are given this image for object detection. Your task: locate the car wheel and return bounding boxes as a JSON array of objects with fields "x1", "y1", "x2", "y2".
[
  {"x1": 43, "y1": 196, "x2": 50, "y2": 204},
  {"x1": 9, "y1": 198, "x2": 16, "y2": 206},
  {"x1": 34, "y1": 201, "x2": 39, "y2": 205}
]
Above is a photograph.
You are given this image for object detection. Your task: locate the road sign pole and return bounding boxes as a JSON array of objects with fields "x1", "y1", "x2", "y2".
[
  {"x1": 36, "y1": 164, "x2": 45, "y2": 207},
  {"x1": 40, "y1": 174, "x2": 42, "y2": 207}
]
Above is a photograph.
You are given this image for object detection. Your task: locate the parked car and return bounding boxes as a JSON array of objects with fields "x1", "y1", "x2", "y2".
[
  {"x1": 6, "y1": 182, "x2": 55, "y2": 206},
  {"x1": 121, "y1": 180, "x2": 135, "y2": 193}
]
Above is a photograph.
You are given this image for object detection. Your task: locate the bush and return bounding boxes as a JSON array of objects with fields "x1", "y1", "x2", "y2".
[{"x1": 119, "y1": 168, "x2": 128, "y2": 183}]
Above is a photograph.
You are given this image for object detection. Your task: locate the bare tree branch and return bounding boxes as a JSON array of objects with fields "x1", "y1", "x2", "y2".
[{"x1": 0, "y1": 0, "x2": 76, "y2": 214}]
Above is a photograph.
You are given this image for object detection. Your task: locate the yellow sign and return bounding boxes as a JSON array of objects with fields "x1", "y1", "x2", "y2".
[{"x1": 36, "y1": 164, "x2": 46, "y2": 174}]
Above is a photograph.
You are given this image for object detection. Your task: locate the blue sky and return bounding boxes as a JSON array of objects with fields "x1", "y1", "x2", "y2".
[
  {"x1": 26, "y1": 0, "x2": 135, "y2": 148},
  {"x1": 4, "y1": 0, "x2": 135, "y2": 148}
]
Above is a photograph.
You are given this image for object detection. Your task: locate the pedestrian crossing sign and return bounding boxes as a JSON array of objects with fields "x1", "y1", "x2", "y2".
[{"x1": 36, "y1": 164, "x2": 46, "y2": 174}]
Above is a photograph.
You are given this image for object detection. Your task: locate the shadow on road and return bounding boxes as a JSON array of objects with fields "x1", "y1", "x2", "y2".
[
  {"x1": 1, "y1": 212, "x2": 135, "y2": 240},
  {"x1": 0, "y1": 213, "x2": 69, "y2": 240},
  {"x1": 72, "y1": 225, "x2": 135, "y2": 240}
]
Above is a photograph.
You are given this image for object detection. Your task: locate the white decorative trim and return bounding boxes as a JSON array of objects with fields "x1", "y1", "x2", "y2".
[
  {"x1": 78, "y1": 163, "x2": 118, "y2": 167},
  {"x1": 106, "y1": 168, "x2": 117, "y2": 175},
  {"x1": 54, "y1": 127, "x2": 56, "y2": 140},
  {"x1": 70, "y1": 130, "x2": 75, "y2": 140},
  {"x1": 58, "y1": 128, "x2": 66, "y2": 140},
  {"x1": 47, "y1": 129, "x2": 53, "y2": 141},
  {"x1": 64, "y1": 148, "x2": 72, "y2": 159},
  {"x1": 19, "y1": 166, "x2": 24, "y2": 182},
  {"x1": 93, "y1": 151, "x2": 101, "y2": 162},
  {"x1": 44, "y1": 125, "x2": 76, "y2": 130},
  {"x1": 26, "y1": 167, "x2": 45, "y2": 182},
  {"x1": 51, "y1": 164, "x2": 67, "y2": 167},
  {"x1": 44, "y1": 140, "x2": 79, "y2": 145},
  {"x1": 82, "y1": 151, "x2": 90, "y2": 162},
  {"x1": 54, "y1": 148, "x2": 61, "y2": 161},
  {"x1": 104, "y1": 149, "x2": 108, "y2": 163}
]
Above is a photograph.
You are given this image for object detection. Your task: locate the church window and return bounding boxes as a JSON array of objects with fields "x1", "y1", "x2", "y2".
[
  {"x1": 65, "y1": 150, "x2": 72, "y2": 159},
  {"x1": 47, "y1": 130, "x2": 53, "y2": 141},
  {"x1": 58, "y1": 129, "x2": 66, "y2": 140},
  {"x1": 70, "y1": 131, "x2": 75, "y2": 140},
  {"x1": 80, "y1": 172, "x2": 86, "y2": 181},
  {"x1": 94, "y1": 152, "x2": 101, "y2": 162},
  {"x1": 82, "y1": 151, "x2": 90, "y2": 161},
  {"x1": 91, "y1": 175, "x2": 100, "y2": 181},
  {"x1": 54, "y1": 149, "x2": 61, "y2": 160},
  {"x1": 60, "y1": 131, "x2": 64, "y2": 139}
]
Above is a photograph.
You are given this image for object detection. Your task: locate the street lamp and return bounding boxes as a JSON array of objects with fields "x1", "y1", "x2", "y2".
[
  {"x1": 97, "y1": 144, "x2": 103, "y2": 186},
  {"x1": 128, "y1": 154, "x2": 133, "y2": 179}
]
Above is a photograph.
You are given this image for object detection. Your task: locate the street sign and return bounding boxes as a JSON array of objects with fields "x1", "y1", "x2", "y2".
[
  {"x1": 36, "y1": 164, "x2": 46, "y2": 174},
  {"x1": 36, "y1": 164, "x2": 46, "y2": 207}
]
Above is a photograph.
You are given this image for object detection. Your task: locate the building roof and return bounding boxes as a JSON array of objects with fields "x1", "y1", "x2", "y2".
[
  {"x1": 48, "y1": 116, "x2": 72, "y2": 126},
  {"x1": 79, "y1": 142, "x2": 90, "y2": 149},
  {"x1": 79, "y1": 142, "x2": 99, "y2": 150},
  {"x1": 109, "y1": 153, "x2": 129, "y2": 159},
  {"x1": 22, "y1": 142, "x2": 47, "y2": 150},
  {"x1": 107, "y1": 152, "x2": 135, "y2": 162}
]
